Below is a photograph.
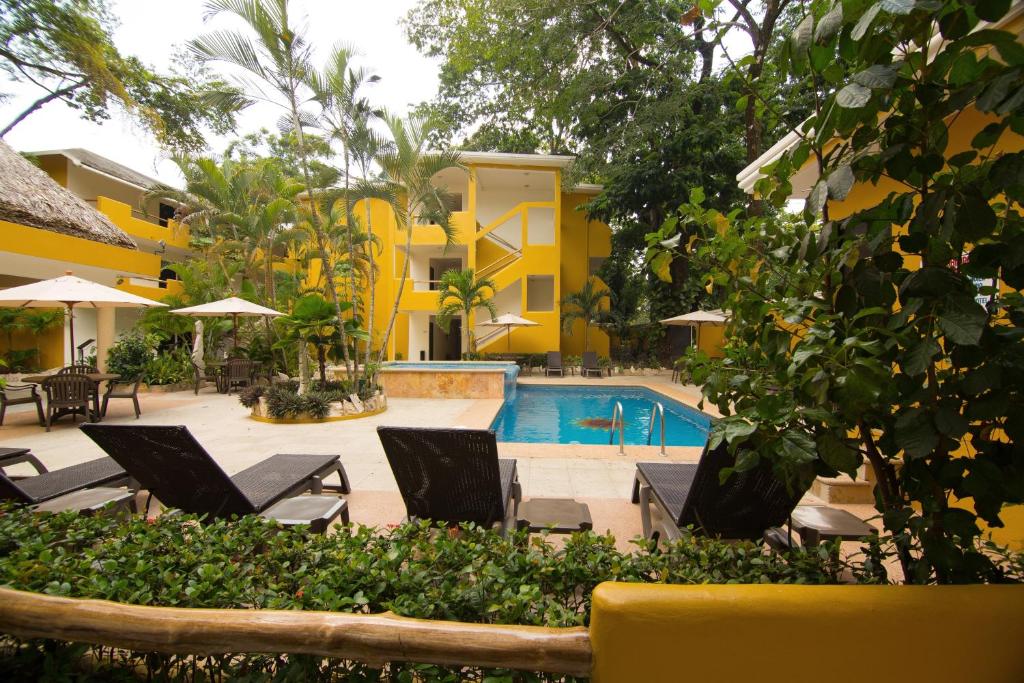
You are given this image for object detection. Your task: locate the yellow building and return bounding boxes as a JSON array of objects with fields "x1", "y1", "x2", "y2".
[
  {"x1": 318, "y1": 152, "x2": 612, "y2": 361},
  {"x1": 0, "y1": 145, "x2": 188, "y2": 369}
]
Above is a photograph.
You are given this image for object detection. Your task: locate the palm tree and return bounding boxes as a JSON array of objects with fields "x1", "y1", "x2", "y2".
[
  {"x1": 561, "y1": 278, "x2": 609, "y2": 352},
  {"x1": 372, "y1": 114, "x2": 462, "y2": 364},
  {"x1": 436, "y1": 269, "x2": 497, "y2": 355},
  {"x1": 189, "y1": 0, "x2": 356, "y2": 382}
]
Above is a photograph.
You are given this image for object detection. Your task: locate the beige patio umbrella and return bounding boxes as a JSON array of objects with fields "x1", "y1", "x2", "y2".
[
  {"x1": 659, "y1": 309, "x2": 729, "y2": 349},
  {"x1": 0, "y1": 271, "x2": 167, "y2": 361},
  {"x1": 480, "y1": 313, "x2": 539, "y2": 352},
  {"x1": 191, "y1": 319, "x2": 205, "y2": 372},
  {"x1": 172, "y1": 296, "x2": 284, "y2": 348}
]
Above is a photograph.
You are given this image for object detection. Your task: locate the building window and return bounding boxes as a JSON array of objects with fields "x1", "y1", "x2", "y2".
[
  {"x1": 527, "y1": 275, "x2": 554, "y2": 312},
  {"x1": 158, "y1": 203, "x2": 176, "y2": 227}
]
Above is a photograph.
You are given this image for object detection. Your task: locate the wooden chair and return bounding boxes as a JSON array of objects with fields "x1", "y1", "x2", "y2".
[
  {"x1": 58, "y1": 364, "x2": 100, "y2": 414},
  {"x1": 224, "y1": 358, "x2": 254, "y2": 394},
  {"x1": 101, "y1": 373, "x2": 143, "y2": 419},
  {"x1": 41, "y1": 375, "x2": 95, "y2": 432},
  {"x1": 0, "y1": 383, "x2": 45, "y2": 426}
]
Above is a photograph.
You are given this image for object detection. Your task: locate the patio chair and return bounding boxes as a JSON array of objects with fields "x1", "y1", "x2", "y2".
[
  {"x1": 630, "y1": 439, "x2": 805, "y2": 542},
  {"x1": 545, "y1": 351, "x2": 564, "y2": 377},
  {"x1": 0, "y1": 455, "x2": 131, "y2": 506},
  {"x1": 0, "y1": 383, "x2": 45, "y2": 426},
  {"x1": 101, "y1": 373, "x2": 143, "y2": 419},
  {"x1": 377, "y1": 426, "x2": 521, "y2": 532},
  {"x1": 581, "y1": 351, "x2": 604, "y2": 378},
  {"x1": 42, "y1": 374, "x2": 95, "y2": 431},
  {"x1": 224, "y1": 358, "x2": 254, "y2": 394},
  {"x1": 80, "y1": 424, "x2": 351, "y2": 529},
  {"x1": 58, "y1": 364, "x2": 99, "y2": 375}
]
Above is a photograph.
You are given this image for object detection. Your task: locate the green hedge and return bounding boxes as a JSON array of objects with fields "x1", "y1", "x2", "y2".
[{"x1": 0, "y1": 506, "x2": 844, "y2": 680}]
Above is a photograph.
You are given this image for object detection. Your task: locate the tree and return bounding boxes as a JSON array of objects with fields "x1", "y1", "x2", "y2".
[
  {"x1": 435, "y1": 268, "x2": 496, "y2": 354},
  {"x1": 560, "y1": 278, "x2": 609, "y2": 352},
  {"x1": 372, "y1": 114, "x2": 462, "y2": 364},
  {"x1": 189, "y1": 0, "x2": 358, "y2": 382},
  {"x1": 648, "y1": 0, "x2": 1024, "y2": 583},
  {"x1": 275, "y1": 293, "x2": 367, "y2": 385},
  {"x1": 0, "y1": 0, "x2": 240, "y2": 150}
]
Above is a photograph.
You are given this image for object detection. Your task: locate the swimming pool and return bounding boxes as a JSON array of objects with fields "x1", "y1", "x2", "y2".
[{"x1": 491, "y1": 385, "x2": 711, "y2": 446}]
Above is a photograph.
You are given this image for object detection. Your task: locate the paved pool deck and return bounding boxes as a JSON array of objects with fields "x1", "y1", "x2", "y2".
[{"x1": 0, "y1": 372, "x2": 880, "y2": 553}]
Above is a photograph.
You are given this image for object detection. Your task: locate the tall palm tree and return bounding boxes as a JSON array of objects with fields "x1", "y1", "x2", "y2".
[
  {"x1": 372, "y1": 114, "x2": 463, "y2": 364},
  {"x1": 436, "y1": 269, "x2": 497, "y2": 355},
  {"x1": 189, "y1": 0, "x2": 356, "y2": 382},
  {"x1": 561, "y1": 278, "x2": 610, "y2": 352}
]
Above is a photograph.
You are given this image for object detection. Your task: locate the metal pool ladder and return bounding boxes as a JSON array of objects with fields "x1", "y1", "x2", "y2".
[
  {"x1": 647, "y1": 401, "x2": 666, "y2": 455},
  {"x1": 608, "y1": 401, "x2": 625, "y2": 455}
]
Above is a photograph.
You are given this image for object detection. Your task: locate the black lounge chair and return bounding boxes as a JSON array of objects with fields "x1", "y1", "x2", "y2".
[
  {"x1": 581, "y1": 351, "x2": 604, "y2": 378},
  {"x1": 377, "y1": 426, "x2": 521, "y2": 532},
  {"x1": 0, "y1": 456, "x2": 131, "y2": 505},
  {"x1": 631, "y1": 439, "x2": 805, "y2": 542},
  {"x1": 80, "y1": 424, "x2": 351, "y2": 528},
  {"x1": 545, "y1": 351, "x2": 564, "y2": 377}
]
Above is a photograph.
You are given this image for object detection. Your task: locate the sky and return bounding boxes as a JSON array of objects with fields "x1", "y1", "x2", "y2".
[{"x1": 1, "y1": 0, "x2": 438, "y2": 186}]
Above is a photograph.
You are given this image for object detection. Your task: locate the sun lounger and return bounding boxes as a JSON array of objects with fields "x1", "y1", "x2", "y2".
[
  {"x1": 80, "y1": 424, "x2": 350, "y2": 529},
  {"x1": 377, "y1": 426, "x2": 521, "y2": 532},
  {"x1": 581, "y1": 351, "x2": 603, "y2": 378},
  {"x1": 0, "y1": 456, "x2": 130, "y2": 505},
  {"x1": 631, "y1": 439, "x2": 805, "y2": 542},
  {"x1": 545, "y1": 351, "x2": 564, "y2": 377}
]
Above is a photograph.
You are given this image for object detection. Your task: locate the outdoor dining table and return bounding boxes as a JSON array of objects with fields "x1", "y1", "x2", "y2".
[{"x1": 22, "y1": 373, "x2": 120, "y2": 423}]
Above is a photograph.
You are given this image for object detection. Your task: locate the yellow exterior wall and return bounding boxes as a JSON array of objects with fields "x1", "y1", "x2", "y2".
[
  {"x1": 95, "y1": 196, "x2": 188, "y2": 250},
  {"x1": 697, "y1": 324, "x2": 725, "y2": 358},
  {"x1": 589, "y1": 582, "x2": 1024, "y2": 682},
  {"x1": 558, "y1": 191, "x2": 611, "y2": 357}
]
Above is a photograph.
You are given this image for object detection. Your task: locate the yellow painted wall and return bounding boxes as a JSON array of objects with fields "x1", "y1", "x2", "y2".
[
  {"x1": 590, "y1": 582, "x2": 1024, "y2": 682},
  {"x1": 0, "y1": 220, "x2": 158, "y2": 276},
  {"x1": 697, "y1": 324, "x2": 725, "y2": 358},
  {"x1": 559, "y1": 191, "x2": 611, "y2": 357},
  {"x1": 0, "y1": 317, "x2": 64, "y2": 370},
  {"x1": 95, "y1": 197, "x2": 188, "y2": 249}
]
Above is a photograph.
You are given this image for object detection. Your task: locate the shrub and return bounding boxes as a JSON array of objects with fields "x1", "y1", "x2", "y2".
[
  {"x1": 144, "y1": 348, "x2": 193, "y2": 385},
  {"x1": 237, "y1": 384, "x2": 264, "y2": 408},
  {"x1": 0, "y1": 505, "x2": 846, "y2": 680},
  {"x1": 300, "y1": 391, "x2": 331, "y2": 419},
  {"x1": 105, "y1": 333, "x2": 153, "y2": 379},
  {"x1": 265, "y1": 384, "x2": 304, "y2": 419}
]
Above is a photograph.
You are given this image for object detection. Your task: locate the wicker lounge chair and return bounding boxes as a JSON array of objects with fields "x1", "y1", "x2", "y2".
[
  {"x1": 631, "y1": 439, "x2": 805, "y2": 542},
  {"x1": 80, "y1": 424, "x2": 351, "y2": 529},
  {"x1": 0, "y1": 456, "x2": 131, "y2": 505},
  {"x1": 581, "y1": 351, "x2": 603, "y2": 378},
  {"x1": 545, "y1": 351, "x2": 564, "y2": 377},
  {"x1": 377, "y1": 426, "x2": 521, "y2": 532}
]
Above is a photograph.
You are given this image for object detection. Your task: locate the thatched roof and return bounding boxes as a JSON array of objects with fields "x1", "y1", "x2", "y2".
[{"x1": 0, "y1": 141, "x2": 136, "y2": 249}]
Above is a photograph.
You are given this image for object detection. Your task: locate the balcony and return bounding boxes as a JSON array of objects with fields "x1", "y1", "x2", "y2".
[
  {"x1": 397, "y1": 210, "x2": 474, "y2": 246},
  {"x1": 93, "y1": 196, "x2": 190, "y2": 250}
]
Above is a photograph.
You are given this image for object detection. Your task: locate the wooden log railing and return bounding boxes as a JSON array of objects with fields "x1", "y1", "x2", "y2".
[{"x1": 0, "y1": 587, "x2": 593, "y2": 676}]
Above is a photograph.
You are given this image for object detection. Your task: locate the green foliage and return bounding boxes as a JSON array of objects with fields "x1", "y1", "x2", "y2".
[
  {"x1": 275, "y1": 294, "x2": 367, "y2": 384},
  {"x1": 0, "y1": 308, "x2": 64, "y2": 371},
  {"x1": 143, "y1": 348, "x2": 192, "y2": 386},
  {"x1": 650, "y1": 1, "x2": 1024, "y2": 583},
  {"x1": 237, "y1": 384, "x2": 265, "y2": 408},
  {"x1": 0, "y1": 0, "x2": 240, "y2": 149},
  {"x1": 0, "y1": 504, "x2": 846, "y2": 679},
  {"x1": 560, "y1": 278, "x2": 609, "y2": 352},
  {"x1": 264, "y1": 384, "x2": 306, "y2": 419},
  {"x1": 105, "y1": 333, "x2": 154, "y2": 380},
  {"x1": 436, "y1": 268, "x2": 497, "y2": 352}
]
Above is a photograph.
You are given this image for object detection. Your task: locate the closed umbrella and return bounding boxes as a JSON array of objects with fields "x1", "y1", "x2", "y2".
[
  {"x1": 480, "y1": 313, "x2": 540, "y2": 352},
  {"x1": 659, "y1": 309, "x2": 728, "y2": 349},
  {"x1": 172, "y1": 296, "x2": 284, "y2": 348},
  {"x1": 191, "y1": 319, "x2": 205, "y2": 372},
  {"x1": 0, "y1": 271, "x2": 167, "y2": 361}
]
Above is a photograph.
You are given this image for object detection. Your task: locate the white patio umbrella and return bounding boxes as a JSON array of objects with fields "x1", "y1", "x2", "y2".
[
  {"x1": 172, "y1": 296, "x2": 284, "y2": 347},
  {"x1": 0, "y1": 271, "x2": 167, "y2": 361},
  {"x1": 659, "y1": 309, "x2": 729, "y2": 349},
  {"x1": 480, "y1": 313, "x2": 539, "y2": 352}
]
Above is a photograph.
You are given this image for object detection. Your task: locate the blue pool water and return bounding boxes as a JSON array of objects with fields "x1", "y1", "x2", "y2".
[{"x1": 491, "y1": 385, "x2": 711, "y2": 446}]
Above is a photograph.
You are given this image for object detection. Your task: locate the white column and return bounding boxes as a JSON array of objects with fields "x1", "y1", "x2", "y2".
[{"x1": 96, "y1": 308, "x2": 116, "y2": 372}]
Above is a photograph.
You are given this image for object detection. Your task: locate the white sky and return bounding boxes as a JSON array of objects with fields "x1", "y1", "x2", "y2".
[{"x1": 1, "y1": 0, "x2": 438, "y2": 186}]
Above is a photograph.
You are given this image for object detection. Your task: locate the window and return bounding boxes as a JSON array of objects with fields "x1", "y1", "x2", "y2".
[{"x1": 527, "y1": 275, "x2": 554, "y2": 312}]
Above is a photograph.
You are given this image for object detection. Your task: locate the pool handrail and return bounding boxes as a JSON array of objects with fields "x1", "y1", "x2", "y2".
[
  {"x1": 647, "y1": 401, "x2": 666, "y2": 455},
  {"x1": 609, "y1": 401, "x2": 625, "y2": 455}
]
